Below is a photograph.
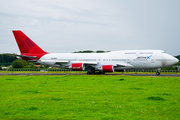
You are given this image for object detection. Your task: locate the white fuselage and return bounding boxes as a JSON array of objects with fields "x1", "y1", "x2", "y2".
[
  {"x1": 12, "y1": 30, "x2": 179, "y2": 74},
  {"x1": 38, "y1": 50, "x2": 178, "y2": 71}
]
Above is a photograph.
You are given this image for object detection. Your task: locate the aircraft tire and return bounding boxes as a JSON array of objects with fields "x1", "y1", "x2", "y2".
[{"x1": 156, "y1": 71, "x2": 160, "y2": 75}]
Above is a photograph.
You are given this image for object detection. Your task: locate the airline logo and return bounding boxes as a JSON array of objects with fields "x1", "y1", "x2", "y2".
[
  {"x1": 147, "y1": 55, "x2": 152, "y2": 59},
  {"x1": 136, "y1": 55, "x2": 152, "y2": 60}
]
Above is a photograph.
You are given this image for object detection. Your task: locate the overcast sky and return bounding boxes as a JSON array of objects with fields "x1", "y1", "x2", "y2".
[{"x1": 0, "y1": 0, "x2": 180, "y2": 55}]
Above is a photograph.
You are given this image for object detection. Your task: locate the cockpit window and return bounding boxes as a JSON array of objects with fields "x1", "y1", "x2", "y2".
[{"x1": 162, "y1": 51, "x2": 166, "y2": 53}]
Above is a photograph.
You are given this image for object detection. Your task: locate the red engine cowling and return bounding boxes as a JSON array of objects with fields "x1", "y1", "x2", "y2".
[
  {"x1": 72, "y1": 63, "x2": 85, "y2": 71},
  {"x1": 102, "y1": 65, "x2": 114, "y2": 72}
]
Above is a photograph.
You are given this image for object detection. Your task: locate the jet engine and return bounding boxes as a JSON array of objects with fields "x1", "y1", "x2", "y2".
[
  {"x1": 101, "y1": 65, "x2": 114, "y2": 72},
  {"x1": 71, "y1": 63, "x2": 85, "y2": 71},
  {"x1": 102, "y1": 65, "x2": 114, "y2": 72}
]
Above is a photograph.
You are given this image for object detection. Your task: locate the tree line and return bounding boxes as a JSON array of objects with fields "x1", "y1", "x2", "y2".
[
  {"x1": 0, "y1": 54, "x2": 17, "y2": 67},
  {"x1": 73, "y1": 50, "x2": 110, "y2": 53},
  {"x1": 0, "y1": 54, "x2": 46, "y2": 69}
]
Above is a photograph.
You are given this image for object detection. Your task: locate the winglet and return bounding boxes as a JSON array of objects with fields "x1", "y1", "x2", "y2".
[{"x1": 12, "y1": 30, "x2": 47, "y2": 54}]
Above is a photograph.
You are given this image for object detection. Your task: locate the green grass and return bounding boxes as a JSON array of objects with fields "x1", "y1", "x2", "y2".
[{"x1": 0, "y1": 75, "x2": 180, "y2": 119}]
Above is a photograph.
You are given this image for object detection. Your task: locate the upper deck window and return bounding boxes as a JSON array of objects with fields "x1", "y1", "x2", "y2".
[
  {"x1": 140, "y1": 52, "x2": 153, "y2": 54},
  {"x1": 125, "y1": 52, "x2": 136, "y2": 54}
]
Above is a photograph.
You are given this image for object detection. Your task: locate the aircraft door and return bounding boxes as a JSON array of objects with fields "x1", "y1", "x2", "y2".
[
  {"x1": 74, "y1": 57, "x2": 78, "y2": 61},
  {"x1": 126, "y1": 57, "x2": 132, "y2": 66},
  {"x1": 151, "y1": 57, "x2": 155, "y2": 63},
  {"x1": 136, "y1": 50, "x2": 140, "y2": 57},
  {"x1": 98, "y1": 57, "x2": 101, "y2": 63},
  {"x1": 127, "y1": 57, "x2": 130, "y2": 63}
]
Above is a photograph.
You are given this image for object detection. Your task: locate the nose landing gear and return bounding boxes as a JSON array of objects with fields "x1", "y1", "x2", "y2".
[
  {"x1": 156, "y1": 68, "x2": 161, "y2": 75},
  {"x1": 156, "y1": 71, "x2": 160, "y2": 75}
]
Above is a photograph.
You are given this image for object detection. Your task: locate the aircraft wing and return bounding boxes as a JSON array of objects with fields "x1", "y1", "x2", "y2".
[
  {"x1": 52, "y1": 60, "x2": 130, "y2": 67},
  {"x1": 83, "y1": 62, "x2": 98, "y2": 65},
  {"x1": 55, "y1": 61, "x2": 98, "y2": 65},
  {"x1": 40, "y1": 60, "x2": 97, "y2": 65},
  {"x1": 55, "y1": 61, "x2": 69, "y2": 64},
  {"x1": 40, "y1": 60, "x2": 69, "y2": 64},
  {"x1": 116, "y1": 63, "x2": 133, "y2": 67}
]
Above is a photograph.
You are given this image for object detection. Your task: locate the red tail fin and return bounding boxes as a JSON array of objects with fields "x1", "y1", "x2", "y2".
[{"x1": 12, "y1": 30, "x2": 47, "y2": 54}]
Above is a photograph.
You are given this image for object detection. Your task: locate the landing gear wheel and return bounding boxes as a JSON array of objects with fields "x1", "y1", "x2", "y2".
[
  {"x1": 87, "y1": 71, "x2": 95, "y2": 75},
  {"x1": 156, "y1": 71, "x2": 160, "y2": 75}
]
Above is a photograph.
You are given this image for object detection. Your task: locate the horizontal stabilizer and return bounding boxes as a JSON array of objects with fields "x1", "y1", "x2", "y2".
[{"x1": 6, "y1": 53, "x2": 37, "y2": 59}]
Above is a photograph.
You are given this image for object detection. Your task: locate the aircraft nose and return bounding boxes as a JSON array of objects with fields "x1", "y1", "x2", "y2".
[
  {"x1": 166, "y1": 55, "x2": 179, "y2": 66},
  {"x1": 174, "y1": 57, "x2": 179, "y2": 64}
]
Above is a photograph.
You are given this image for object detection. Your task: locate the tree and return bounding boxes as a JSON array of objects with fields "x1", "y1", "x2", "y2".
[
  {"x1": 0, "y1": 54, "x2": 17, "y2": 66},
  {"x1": 73, "y1": 50, "x2": 94, "y2": 53},
  {"x1": 12, "y1": 59, "x2": 28, "y2": 68},
  {"x1": 0, "y1": 65, "x2": 5, "y2": 70},
  {"x1": 44, "y1": 65, "x2": 50, "y2": 68},
  {"x1": 29, "y1": 62, "x2": 34, "y2": 68},
  {"x1": 96, "y1": 50, "x2": 106, "y2": 53}
]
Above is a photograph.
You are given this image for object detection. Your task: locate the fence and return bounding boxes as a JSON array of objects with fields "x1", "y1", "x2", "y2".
[
  {"x1": 0, "y1": 69, "x2": 179, "y2": 73},
  {"x1": 125, "y1": 69, "x2": 180, "y2": 73},
  {"x1": 6, "y1": 68, "x2": 74, "y2": 72}
]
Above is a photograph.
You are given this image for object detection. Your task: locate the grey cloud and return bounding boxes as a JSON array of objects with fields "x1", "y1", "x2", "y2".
[{"x1": 0, "y1": 0, "x2": 180, "y2": 56}]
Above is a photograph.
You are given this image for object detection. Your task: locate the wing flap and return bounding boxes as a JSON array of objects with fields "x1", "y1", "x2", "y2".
[
  {"x1": 83, "y1": 62, "x2": 98, "y2": 65},
  {"x1": 116, "y1": 63, "x2": 133, "y2": 67},
  {"x1": 40, "y1": 60, "x2": 69, "y2": 64},
  {"x1": 41, "y1": 60, "x2": 98, "y2": 65},
  {"x1": 55, "y1": 61, "x2": 69, "y2": 64}
]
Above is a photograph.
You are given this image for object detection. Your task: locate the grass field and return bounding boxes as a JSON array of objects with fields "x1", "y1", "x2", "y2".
[{"x1": 0, "y1": 75, "x2": 180, "y2": 120}]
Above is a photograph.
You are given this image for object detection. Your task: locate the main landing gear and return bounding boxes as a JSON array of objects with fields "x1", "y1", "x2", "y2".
[{"x1": 87, "y1": 70, "x2": 105, "y2": 75}]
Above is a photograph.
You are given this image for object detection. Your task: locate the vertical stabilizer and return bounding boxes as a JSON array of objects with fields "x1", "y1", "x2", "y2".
[{"x1": 12, "y1": 30, "x2": 47, "y2": 54}]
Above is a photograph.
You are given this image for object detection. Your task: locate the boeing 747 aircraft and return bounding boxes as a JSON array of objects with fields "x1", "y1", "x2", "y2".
[{"x1": 11, "y1": 30, "x2": 179, "y2": 75}]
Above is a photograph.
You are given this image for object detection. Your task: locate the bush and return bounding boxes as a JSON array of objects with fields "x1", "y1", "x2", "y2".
[{"x1": 12, "y1": 59, "x2": 28, "y2": 68}]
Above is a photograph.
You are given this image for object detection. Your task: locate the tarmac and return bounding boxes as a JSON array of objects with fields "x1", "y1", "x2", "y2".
[{"x1": 0, "y1": 73, "x2": 180, "y2": 77}]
